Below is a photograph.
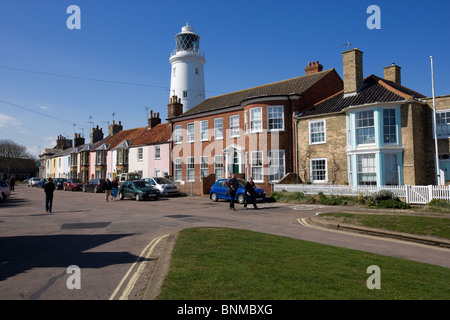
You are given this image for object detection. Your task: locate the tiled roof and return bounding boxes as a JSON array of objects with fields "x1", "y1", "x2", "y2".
[
  {"x1": 92, "y1": 123, "x2": 171, "y2": 151},
  {"x1": 172, "y1": 69, "x2": 337, "y2": 119},
  {"x1": 299, "y1": 75, "x2": 426, "y2": 117}
]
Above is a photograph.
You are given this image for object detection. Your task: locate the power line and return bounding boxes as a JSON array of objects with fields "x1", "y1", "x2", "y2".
[{"x1": 0, "y1": 65, "x2": 227, "y2": 94}]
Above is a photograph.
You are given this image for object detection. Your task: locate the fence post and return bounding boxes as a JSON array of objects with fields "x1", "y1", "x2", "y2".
[
  {"x1": 428, "y1": 185, "x2": 433, "y2": 203},
  {"x1": 405, "y1": 185, "x2": 410, "y2": 204}
]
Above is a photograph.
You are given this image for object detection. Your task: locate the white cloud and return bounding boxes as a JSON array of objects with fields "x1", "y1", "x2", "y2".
[
  {"x1": 0, "y1": 113, "x2": 21, "y2": 128},
  {"x1": 40, "y1": 105, "x2": 50, "y2": 110}
]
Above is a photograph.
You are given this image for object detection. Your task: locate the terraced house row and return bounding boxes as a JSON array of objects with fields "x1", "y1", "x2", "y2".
[{"x1": 39, "y1": 48, "x2": 450, "y2": 196}]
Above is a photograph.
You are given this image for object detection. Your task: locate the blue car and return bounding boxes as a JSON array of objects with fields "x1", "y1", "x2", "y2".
[
  {"x1": 37, "y1": 178, "x2": 48, "y2": 188},
  {"x1": 210, "y1": 179, "x2": 266, "y2": 204}
]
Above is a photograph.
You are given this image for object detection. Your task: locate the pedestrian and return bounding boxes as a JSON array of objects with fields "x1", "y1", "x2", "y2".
[
  {"x1": 228, "y1": 173, "x2": 239, "y2": 211},
  {"x1": 111, "y1": 179, "x2": 118, "y2": 200},
  {"x1": 9, "y1": 175, "x2": 15, "y2": 191},
  {"x1": 244, "y1": 177, "x2": 258, "y2": 209},
  {"x1": 104, "y1": 178, "x2": 112, "y2": 202},
  {"x1": 44, "y1": 178, "x2": 56, "y2": 213}
]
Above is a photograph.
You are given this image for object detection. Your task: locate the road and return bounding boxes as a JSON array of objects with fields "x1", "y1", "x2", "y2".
[{"x1": 0, "y1": 184, "x2": 449, "y2": 300}]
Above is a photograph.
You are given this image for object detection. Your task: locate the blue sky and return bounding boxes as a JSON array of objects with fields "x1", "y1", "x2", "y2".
[{"x1": 1, "y1": 0, "x2": 449, "y2": 157}]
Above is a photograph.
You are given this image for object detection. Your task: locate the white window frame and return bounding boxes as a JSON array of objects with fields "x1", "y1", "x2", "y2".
[
  {"x1": 186, "y1": 157, "x2": 195, "y2": 182},
  {"x1": 229, "y1": 115, "x2": 240, "y2": 138},
  {"x1": 310, "y1": 158, "x2": 328, "y2": 183},
  {"x1": 357, "y1": 153, "x2": 377, "y2": 186},
  {"x1": 187, "y1": 123, "x2": 195, "y2": 143},
  {"x1": 200, "y1": 156, "x2": 208, "y2": 178},
  {"x1": 268, "y1": 150, "x2": 285, "y2": 182},
  {"x1": 383, "y1": 108, "x2": 397, "y2": 144},
  {"x1": 356, "y1": 110, "x2": 375, "y2": 146},
  {"x1": 214, "y1": 118, "x2": 223, "y2": 140},
  {"x1": 250, "y1": 107, "x2": 262, "y2": 133},
  {"x1": 138, "y1": 147, "x2": 143, "y2": 161},
  {"x1": 436, "y1": 109, "x2": 450, "y2": 138},
  {"x1": 174, "y1": 125, "x2": 182, "y2": 144},
  {"x1": 251, "y1": 151, "x2": 263, "y2": 182},
  {"x1": 214, "y1": 155, "x2": 224, "y2": 179},
  {"x1": 200, "y1": 120, "x2": 208, "y2": 141},
  {"x1": 154, "y1": 145, "x2": 161, "y2": 159},
  {"x1": 174, "y1": 158, "x2": 182, "y2": 181},
  {"x1": 267, "y1": 106, "x2": 284, "y2": 131},
  {"x1": 384, "y1": 153, "x2": 399, "y2": 186},
  {"x1": 309, "y1": 119, "x2": 326, "y2": 145}
]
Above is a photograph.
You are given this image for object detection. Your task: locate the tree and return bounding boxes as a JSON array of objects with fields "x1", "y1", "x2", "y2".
[{"x1": 0, "y1": 139, "x2": 36, "y2": 177}]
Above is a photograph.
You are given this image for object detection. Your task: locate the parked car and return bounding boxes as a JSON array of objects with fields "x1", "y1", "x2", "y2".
[
  {"x1": 116, "y1": 172, "x2": 141, "y2": 185},
  {"x1": 63, "y1": 179, "x2": 83, "y2": 191},
  {"x1": 0, "y1": 179, "x2": 11, "y2": 201},
  {"x1": 141, "y1": 177, "x2": 179, "y2": 196},
  {"x1": 37, "y1": 178, "x2": 48, "y2": 188},
  {"x1": 82, "y1": 179, "x2": 105, "y2": 193},
  {"x1": 210, "y1": 179, "x2": 266, "y2": 204},
  {"x1": 54, "y1": 178, "x2": 67, "y2": 190},
  {"x1": 28, "y1": 177, "x2": 41, "y2": 187},
  {"x1": 118, "y1": 180, "x2": 160, "y2": 201}
]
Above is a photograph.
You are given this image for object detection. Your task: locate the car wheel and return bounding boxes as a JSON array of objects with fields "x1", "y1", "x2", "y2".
[
  {"x1": 211, "y1": 192, "x2": 218, "y2": 202},
  {"x1": 119, "y1": 192, "x2": 124, "y2": 200},
  {"x1": 237, "y1": 193, "x2": 245, "y2": 204},
  {"x1": 135, "y1": 194, "x2": 141, "y2": 201}
]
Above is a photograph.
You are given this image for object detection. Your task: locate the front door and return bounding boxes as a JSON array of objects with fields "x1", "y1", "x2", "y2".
[{"x1": 233, "y1": 151, "x2": 239, "y2": 173}]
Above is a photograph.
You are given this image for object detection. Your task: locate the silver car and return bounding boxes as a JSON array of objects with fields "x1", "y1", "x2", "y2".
[
  {"x1": 28, "y1": 177, "x2": 41, "y2": 187},
  {"x1": 141, "y1": 177, "x2": 179, "y2": 196},
  {"x1": 0, "y1": 179, "x2": 11, "y2": 201}
]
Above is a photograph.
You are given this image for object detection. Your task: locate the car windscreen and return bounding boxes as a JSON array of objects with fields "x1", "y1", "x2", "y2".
[
  {"x1": 133, "y1": 181, "x2": 147, "y2": 188},
  {"x1": 154, "y1": 177, "x2": 173, "y2": 184},
  {"x1": 71, "y1": 179, "x2": 81, "y2": 183}
]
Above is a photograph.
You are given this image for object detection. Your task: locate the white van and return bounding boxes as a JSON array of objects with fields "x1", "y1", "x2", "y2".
[{"x1": 116, "y1": 172, "x2": 141, "y2": 185}]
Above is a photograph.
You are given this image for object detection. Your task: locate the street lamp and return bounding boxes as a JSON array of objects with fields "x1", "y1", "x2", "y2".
[{"x1": 430, "y1": 56, "x2": 441, "y2": 185}]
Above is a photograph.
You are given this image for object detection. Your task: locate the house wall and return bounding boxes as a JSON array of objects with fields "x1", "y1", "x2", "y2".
[
  {"x1": 148, "y1": 143, "x2": 170, "y2": 177},
  {"x1": 297, "y1": 113, "x2": 348, "y2": 184}
]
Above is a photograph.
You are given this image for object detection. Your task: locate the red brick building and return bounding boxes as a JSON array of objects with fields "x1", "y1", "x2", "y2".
[{"x1": 167, "y1": 63, "x2": 343, "y2": 195}]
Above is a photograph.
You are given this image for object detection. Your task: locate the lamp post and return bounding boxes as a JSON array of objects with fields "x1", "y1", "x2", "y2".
[{"x1": 430, "y1": 56, "x2": 441, "y2": 185}]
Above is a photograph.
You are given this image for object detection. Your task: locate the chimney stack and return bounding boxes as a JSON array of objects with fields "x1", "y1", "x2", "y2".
[
  {"x1": 342, "y1": 48, "x2": 363, "y2": 95},
  {"x1": 305, "y1": 61, "x2": 323, "y2": 75},
  {"x1": 167, "y1": 95, "x2": 183, "y2": 119},
  {"x1": 383, "y1": 63, "x2": 401, "y2": 85},
  {"x1": 90, "y1": 125, "x2": 104, "y2": 144},
  {"x1": 108, "y1": 120, "x2": 123, "y2": 136},
  {"x1": 148, "y1": 110, "x2": 161, "y2": 129},
  {"x1": 73, "y1": 133, "x2": 85, "y2": 147}
]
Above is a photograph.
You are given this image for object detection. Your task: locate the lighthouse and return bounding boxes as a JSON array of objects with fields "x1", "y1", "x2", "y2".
[{"x1": 169, "y1": 23, "x2": 206, "y2": 113}]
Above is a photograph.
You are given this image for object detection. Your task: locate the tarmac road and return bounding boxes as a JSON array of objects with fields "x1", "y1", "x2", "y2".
[{"x1": 0, "y1": 184, "x2": 449, "y2": 300}]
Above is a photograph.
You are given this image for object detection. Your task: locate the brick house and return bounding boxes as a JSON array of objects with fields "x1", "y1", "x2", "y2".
[
  {"x1": 427, "y1": 94, "x2": 450, "y2": 183},
  {"x1": 296, "y1": 48, "x2": 436, "y2": 186},
  {"x1": 167, "y1": 64, "x2": 343, "y2": 195},
  {"x1": 90, "y1": 114, "x2": 171, "y2": 180}
]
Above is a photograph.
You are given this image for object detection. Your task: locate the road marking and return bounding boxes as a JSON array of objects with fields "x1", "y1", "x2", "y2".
[
  {"x1": 297, "y1": 218, "x2": 450, "y2": 251},
  {"x1": 109, "y1": 234, "x2": 169, "y2": 300}
]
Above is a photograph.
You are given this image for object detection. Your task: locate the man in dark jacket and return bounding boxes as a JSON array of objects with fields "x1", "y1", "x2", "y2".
[
  {"x1": 228, "y1": 173, "x2": 239, "y2": 211},
  {"x1": 244, "y1": 177, "x2": 258, "y2": 209},
  {"x1": 44, "y1": 178, "x2": 56, "y2": 213}
]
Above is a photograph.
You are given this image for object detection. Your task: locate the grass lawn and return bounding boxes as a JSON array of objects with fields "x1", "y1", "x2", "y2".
[
  {"x1": 319, "y1": 213, "x2": 450, "y2": 240},
  {"x1": 157, "y1": 228, "x2": 450, "y2": 300}
]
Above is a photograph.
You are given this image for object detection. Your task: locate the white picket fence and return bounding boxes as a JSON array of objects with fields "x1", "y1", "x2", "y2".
[{"x1": 273, "y1": 184, "x2": 450, "y2": 204}]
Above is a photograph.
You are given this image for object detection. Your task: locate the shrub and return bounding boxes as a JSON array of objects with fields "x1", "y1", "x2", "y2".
[{"x1": 427, "y1": 199, "x2": 450, "y2": 209}]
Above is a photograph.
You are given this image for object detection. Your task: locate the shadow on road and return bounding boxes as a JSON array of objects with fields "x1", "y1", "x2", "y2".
[{"x1": 0, "y1": 233, "x2": 148, "y2": 281}]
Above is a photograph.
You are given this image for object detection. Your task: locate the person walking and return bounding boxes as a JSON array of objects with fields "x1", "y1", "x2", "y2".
[
  {"x1": 9, "y1": 175, "x2": 15, "y2": 191},
  {"x1": 104, "y1": 178, "x2": 112, "y2": 202},
  {"x1": 244, "y1": 177, "x2": 258, "y2": 209},
  {"x1": 111, "y1": 179, "x2": 118, "y2": 200},
  {"x1": 44, "y1": 178, "x2": 56, "y2": 213},
  {"x1": 228, "y1": 173, "x2": 239, "y2": 211}
]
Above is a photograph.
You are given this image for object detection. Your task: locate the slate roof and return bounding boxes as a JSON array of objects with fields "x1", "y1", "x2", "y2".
[
  {"x1": 300, "y1": 75, "x2": 426, "y2": 117},
  {"x1": 92, "y1": 123, "x2": 171, "y2": 151},
  {"x1": 171, "y1": 69, "x2": 337, "y2": 119}
]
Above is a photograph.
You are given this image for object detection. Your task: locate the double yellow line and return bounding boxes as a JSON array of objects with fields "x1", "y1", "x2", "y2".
[{"x1": 109, "y1": 234, "x2": 169, "y2": 300}]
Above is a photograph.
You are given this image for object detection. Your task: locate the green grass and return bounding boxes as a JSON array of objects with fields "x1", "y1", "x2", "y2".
[
  {"x1": 157, "y1": 228, "x2": 450, "y2": 300},
  {"x1": 320, "y1": 213, "x2": 450, "y2": 239}
]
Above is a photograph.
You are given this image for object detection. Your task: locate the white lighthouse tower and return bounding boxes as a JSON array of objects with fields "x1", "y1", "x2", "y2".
[{"x1": 169, "y1": 23, "x2": 206, "y2": 113}]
